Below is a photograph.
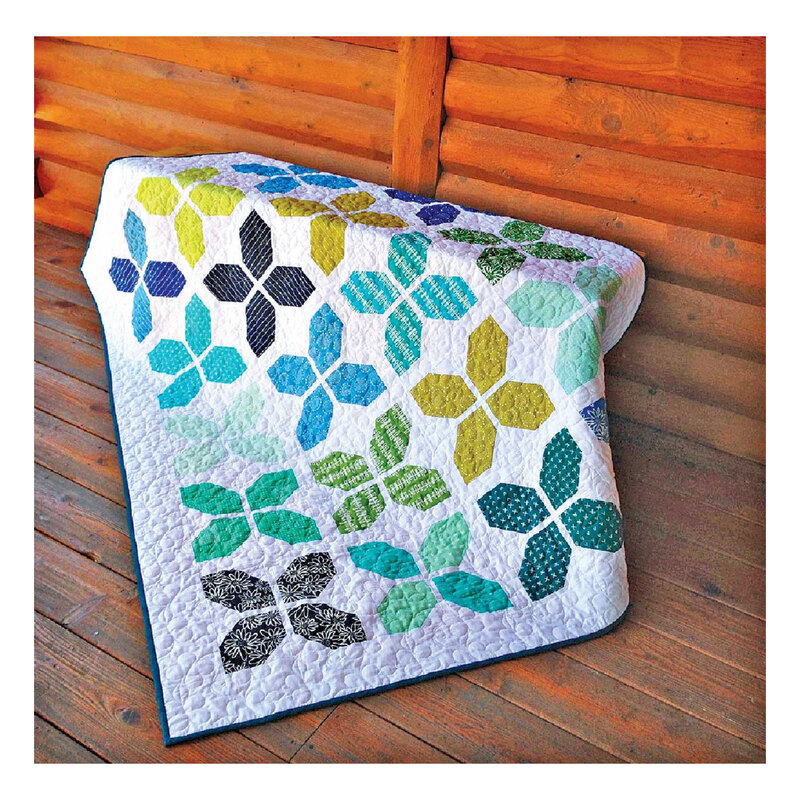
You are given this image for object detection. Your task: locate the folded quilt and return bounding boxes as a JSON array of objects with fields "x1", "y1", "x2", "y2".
[{"x1": 81, "y1": 152, "x2": 645, "y2": 743}]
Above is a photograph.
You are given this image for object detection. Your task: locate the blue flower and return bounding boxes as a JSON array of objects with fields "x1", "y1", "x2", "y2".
[{"x1": 232, "y1": 162, "x2": 358, "y2": 193}]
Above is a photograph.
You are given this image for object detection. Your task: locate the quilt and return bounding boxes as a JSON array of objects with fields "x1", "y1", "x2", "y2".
[{"x1": 81, "y1": 152, "x2": 645, "y2": 744}]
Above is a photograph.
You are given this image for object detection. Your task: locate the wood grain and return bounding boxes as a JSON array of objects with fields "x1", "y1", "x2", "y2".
[
  {"x1": 392, "y1": 37, "x2": 448, "y2": 195},
  {"x1": 34, "y1": 716, "x2": 105, "y2": 763},
  {"x1": 61, "y1": 36, "x2": 398, "y2": 109},
  {"x1": 444, "y1": 59, "x2": 765, "y2": 177},
  {"x1": 449, "y1": 37, "x2": 766, "y2": 109}
]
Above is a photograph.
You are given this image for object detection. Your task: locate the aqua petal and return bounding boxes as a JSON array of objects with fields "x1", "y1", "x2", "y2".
[
  {"x1": 185, "y1": 294, "x2": 212, "y2": 356},
  {"x1": 348, "y1": 542, "x2": 420, "y2": 579},
  {"x1": 296, "y1": 384, "x2": 334, "y2": 450},
  {"x1": 326, "y1": 363, "x2": 386, "y2": 406},
  {"x1": 308, "y1": 303, "x2": 343, "y2": 372},
  {"x1": 433, "y1": 571, "x2": 512, "y2": 612},
  {"x1": 201, "y1": 346, "x2": 247, "y2": 384},
  {"x1": 157, "y1": 367, "x2": 203, "y2": 409}
]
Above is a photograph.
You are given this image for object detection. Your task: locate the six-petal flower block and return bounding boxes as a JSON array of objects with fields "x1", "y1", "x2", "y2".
[
  {"x1": 340, "y1": 231, "x2": 477, "y2": 375},
  {"x1": 268, "y1": 303, "x2": 387, "y2": 450}
]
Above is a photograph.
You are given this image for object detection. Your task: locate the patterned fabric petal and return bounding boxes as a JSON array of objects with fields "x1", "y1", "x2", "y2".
[
  {"x1": 201, "y1": 569, "x2": 276, "y2": 612},
  {"x1": 332, "y1": 484, "x2": 386, "y2": 534},
  {"x1": 226, "y1": 434, "x2": 285, "y2": 463},
  {"x1": 232, "y1": 163, "x2": 287, "y2": 177},
  {"x1": 222, "y1": 384, "x2": 263, "y2": 437},
  {"x1": 268, "y1": 355, "x2": 317, "y2": 396},
  {"x1": 277, "y1": 552, "x2": 336, "y2": 602},
  {"x1": 143, "y1": 261, "x2": 186, "y2": 298},
  {"x1": 501, "y1": 220, "x2": 545, "y2": 242},
  {"x1": 331, "y1": 191, "x2": 375, "y2": 213},
  {"x1": 201, "y1": 346, "x2": 247, "y2": 384},
  {"x1": 245, "y1": 292, "x2": 276, "y2": 357},
  {"x1": 255, "y1": 176, "x2": 301, "y2": 193},
  {"x1": 348, "y1": 212, "x2": 407, "y2": 229},
  {"x1": 383, "y1": 465, "x2": 451, "y2": 510},
  {"x1": 348, "y1": 542, "x2": 420, "y2": 579},
  {"x1": 580, "y1": 397, "x2": 610, "y2": 443},
  {"x1": 239, "y1": 210, "x2": 274, "y2": 280},
  {"x1": 417, "y1": 203, "x2": 460, "y2": 225},
  {"x1": 419, "y1": 512, "x2": 471, "y2": 572},
  {"x1": 440, "y1": 228, "x2": 503, "y2": 245},
  {"x1": 181, "y1": 482, "x2": 244, "y2": 514},
  {"x1": 308, "y1": 303, "x2": 343, "y2": 372},
  {"x1": 301, "y1": 174, "x2": 358, "y2": 190},
  {"x1": 136, "y1": 177, "x2": 179, "y2": 215},
  {"x1": 340, "y1": 271, "x2": 400, "y2": 314},
  {"x1": 555, "y1": 314, "x2": 601, "y2": 394},
  {"x1": 148, "y1": 339, "x2": 191, "y2": 375},
  {"x1": 539, "y1": 428, "x2": 582, "y2": 508},
  {"x1": 311, "y1": 452, "x2": 374, "y2": 490},
  {"x1": 124, "y1": 210, "x2": 148, "y2": 266},
  {"x1": 521, "y1": 241, "x2": 590, "y2": 262},
  {"x1": 296, "y1": 384, "x2": 334, "y2": 451},
  {"x1": 505, "y1": 280, "x2": 584, "y2": 328},
  {"x1": 478, "y1": 483, "x2": 549, "y2": 533},
  {"x1": 174, "y1": 441, "x2": 227, "y2": 477},
  {"x1": 271, "y1": 198, "x2": 330, "y2": 217},
  {"x1": 287, "y1": 604, "x2": 366, "y2": 648},
  {"x1": 487, "y1": 382, "x2": 554, "y2": 430},
  {"x1": 189, "y1": 183, "x2": 245, "y2": 216},
  {"x1": 219, "y1": 612, "x2": 286, "y2": 673},
  {"x1": 263, "y1": 265, "x2": 315, "y2": 308},
  {"x1": 561, "y1": 499, "x2": 623, "y2": 552},
  {"x1": 175, "y1": 167, "x2": 219, "y2": 188},
  {"x1": 109, "y1": 257, "x2": 140, "y2": 292},
  {"x1": 466, "y1": 317, "x2": 508, "y2": 394},
  {"x1": 387, "y1": 232, "x2": 430, "y2": 288},
  {"x1": 411, "y1": 275, "x2": 476, "y2": 320},
  {"x1": 519, "y1": 523, "x2": 571, "y2": 602},
  {"x1": 477, "y1": 247, "x2": 526, "y2": 283},
  {"x1": 204, "y1": 264, "x2": 253, "y2": 302},
  {"x1": 369, "y1": 405, "x2": 411, "y2": 473},
  {"x1": 385, "y1": 300, "x2": 422, "y2": 375},
  {"x1": 165, "y1": 415, "x2": 220, "y2": 440},
  {"x1": 574, "y1": 265, "x2": 622, "y2": 303},
  {"x1": 326, "y1": 363, "x2": 386, "y2": 406}
]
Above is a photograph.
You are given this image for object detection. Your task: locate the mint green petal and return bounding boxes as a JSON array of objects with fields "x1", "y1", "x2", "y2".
[
  {"x1": 180, "y1": 482, "x2": 244, "y2": 514},
  {"x1": 164, "y1": 415, "x2": 219, "y2": 440},
  {"x1": 174, "y1": 442, "x2": 227, "y2": 477},
  {"x1": 419, "y1": 512, "x2": 471, "y2": 572},
  {"x1": 377, "y1": 582, "x2": 437, "y2": 634},
  {"x1": 192, "y1": 517, "x2": 251, "y2": 561},
  {"x1": 227, "y1": 434, "x2": 284, "y2": 463},
  {"x1": 222, "y1": 384, "x2": 264, "y2": 437},
  {"x1": 157, "y1": 368, "x2": 203, "y2": 409},
  {"x1": 149, "y1": 339, "x2": 191, "y2": 375},
  {"x1": 245, "y1": 469, "x2": 298, "y2": 509},
  {"x1": 254, "y1": 510, "x2": 321, "y2": 544},
  {"x1": 185, "y1": 295, "x2": 211, "y2": 356},
  {"x1": 433, "y1": 571, "x2": 512, "y2": 612},
  {"x1": 574, "y1": 265, "x2": 622, "y2": 303},
  {"x1": 506, "y1": 280, "x2": 584, "y2": 328},
  {"x1": 555, "y1": 313, "x2": 601, "y2": 394},
  {"x1": 348, "y1": 541, "x2": 420, "y2": 579},
  {"x1": 201, "y1": 346, "x2": 247, "y2": 384}
]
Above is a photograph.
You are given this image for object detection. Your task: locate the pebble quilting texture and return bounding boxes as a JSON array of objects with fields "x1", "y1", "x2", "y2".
[{"x1": 81, "y1": 152, "x2": 645, "y2": 744}]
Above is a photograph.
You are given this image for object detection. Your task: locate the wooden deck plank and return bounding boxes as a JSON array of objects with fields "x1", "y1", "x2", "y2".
[
  {"x1": 292, "y1": 703, "x2": 457, "y2": 763},
  {"x1": 34, "y1": 716, "x2": 106, "y2": 763},
  {"x1": 35, "y1": 613, "x2": 284, "y2": 762},
  {"x1": 36, "y1": 322, "x2": 108, "y2": 390}
]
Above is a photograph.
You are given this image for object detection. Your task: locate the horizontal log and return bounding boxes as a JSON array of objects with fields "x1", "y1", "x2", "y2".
[
  {"x1": 435, "y1": 172, "x2": 764, "y2": 305},
  {"x1": 449, "y1": 37, "x2": 765, "y2": 109},
  {"x1": 35, "y1": 197, "x2": 94, "y2": 236},
  {"x1": 35, "y1": 81, "x2": 391, "y2": 186},
  {"x1": 35, "y1": 613, "x2": 283, "y2": 762},
  {"x1": 36, "y1": 159, "x2": 100, "y2": 213},
  {"x1": 607, "y1": 374, "x2": 764, "y2": 463},
  {"x1": 444, "y1": 59, "x2": 765, "y2": 177},
  {"x1": 322, "y1": 37, "x2": 399, "y2": 51},
  {"x1": 59, "y1": 36, "x2": 397, "y2": 109},
  {"x1": 34, "y1": 39, "x2": 393, "y2": 163},
  {"x1": 607, "y1": 325, "x2": 764, "y2": 421},
  {"x1": 35, "y1": 123, "x2": 145, "y2": 176},
  {"x1": 440, "y1": 119, "x2": 765, "y2": 243}
]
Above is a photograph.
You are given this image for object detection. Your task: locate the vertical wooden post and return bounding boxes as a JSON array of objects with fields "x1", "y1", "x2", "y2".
[{"x1": 391, "y1": 37, "x2": 449, "y2": 197}]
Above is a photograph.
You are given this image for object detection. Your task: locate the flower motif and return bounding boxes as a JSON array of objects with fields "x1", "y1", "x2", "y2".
[
  {"x1": 269, "y1": 191, "x2": 407, "y2": 276},
  {"x1": 383, "y1": 188, "x2": 500, "y2": 227},
  {"x1": 164, "y1": 385, "x2": 285, "y2": 477},
  {"x1": 580, "y1": 397, "x2": 610, "y2": 443},
  {"x1": 203, "y1": 209, "x2": 315, "y2": 356},
  {"x1": 136, "y1": 166, "x2": 245, "y2": 268},
  {"x1": 232, "y1": 162, "x2": 359, "y2": 192},
  {"x1": 109, "y1": 210, "x2": 186, "y2": 342},
  {"x1": 340, "y1": 231, "x2": 476, "y2": 375},
  {"x1": 505, "y1": 265, "x2": 621, "y2": 394},
  {"x1": 267, "y1": 303, "x2": 386, "y2": 451},
  {"x1": 202, "y1": 552, "x2": 367, "y2": 673},
  {"x1": 311, "y1": 404, "x2": 450, "y2": 534},
  {"x1": 440, "y1": 220, "x2": 590, "y2": 284},
  {"x1": 348, "y1": 513, "x2": 512, "y2": 634},
  {"x1": 411, "y1": 316, "x2": 554, "y2": 484},
  {"x1": 148, "y1": 294, "x2": 247, "y2": 409},
  {"x1": 182, "y1": 469, "x2": 320, "y2": 562},
  {"x1": 477, "y1": 427, "x2": 623, "y2": 603}
]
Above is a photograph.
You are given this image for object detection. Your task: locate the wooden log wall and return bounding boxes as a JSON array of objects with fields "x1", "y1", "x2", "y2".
[{"x1": 34, "y1": 36, "x2": 765, "y2": 465}]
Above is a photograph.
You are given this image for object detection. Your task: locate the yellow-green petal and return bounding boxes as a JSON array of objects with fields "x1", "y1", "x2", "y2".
[
  {"x1": 310, "y1": 214, "x2": 347, "y2": 276},
  {"x1": 189, "y1": 183, "x2": 245, "y2": 216},
  {"x1": 136, "y1": 177, "x2": 179, "y2": 215},
  {"x1": 271, "y1": 197, "x2": 330, "y2": 217},
  {"x1": 175, "y1": 167, "x2": 220, "y2": 188},
  {"x1": 331, "y1": 191, "x2": 375, "y2": 213},
  {"x1": 175, "y1": 203, "x2": 205, "y2": 268},
  {"x1": 349, "y1": 212, "x2": 408, "y2": 229}
]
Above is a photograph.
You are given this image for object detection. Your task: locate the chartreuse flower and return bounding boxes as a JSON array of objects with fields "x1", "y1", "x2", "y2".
[
  {"x1": 182, "y1": 469, "x2": 320, "y2": 562},
  {"x1": 411, "y1": 316, "x2": 554, "y2": 484},
  {"x1": 148, "y1": 294, "x2": 247, "y2": 409},
  {"x1": 135, "y1": 166, "x2": 245, "y2": 268},
  {"x1": 441, "y1": 220, "x2": 590, "y2": 284},
  {"x1": 478, "y1": 427, "x2": 623, "y2": 603},
  {"x1": 349, "y1": 512, "x2": 512, "y2": 634},
  {"x1": 340, "y1": 231, "x2": 476, "y2": 375},
  {"x1": 311, "y1": 404, "x2": 450, "y2": 534},
  {"x1": 269, "y1": 191, "x2": 407, "y2": 276},
  {"x1": 505, "y1": 264, "x2": 622, "y2": 395},
  {"x1": 164, "y1": 385, "x2": 284, "y2": 477}
]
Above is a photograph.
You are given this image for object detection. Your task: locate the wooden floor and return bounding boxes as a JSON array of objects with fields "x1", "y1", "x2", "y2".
[{"x1": 33, "y1": 220, "x2": 765, "y2": 764}]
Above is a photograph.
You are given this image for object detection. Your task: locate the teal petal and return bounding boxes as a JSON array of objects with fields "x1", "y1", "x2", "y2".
[
  {"x1": 157, "y1": 367, "x2": 203, "y2": 409},
  {"x1": 433, "y1": 571, "x2": 512, "y2": 612},
  {"x1": 148, "y1": 339, "x2": 191, "y2": 375},
  {"x1": 201, "y1": 346, "x2": 247, "y2": 384},
  {"x1": 185, "y1": 294, "x2": 211, "y2": 356},
  {"x1": 348, "y1": 542, "x2": 420, "y2": 579}
]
